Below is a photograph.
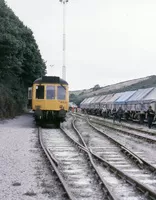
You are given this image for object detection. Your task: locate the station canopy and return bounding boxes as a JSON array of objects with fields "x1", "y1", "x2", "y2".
[
  {"x1": 126, "y1": 88, "x2": 154, "y2": 104},
  {"x1": 115, "y1": 90, "x2": 136, "y2": 104},
  {"x1": 143, "y1": 88, "x2": 156, "y2": 103}
]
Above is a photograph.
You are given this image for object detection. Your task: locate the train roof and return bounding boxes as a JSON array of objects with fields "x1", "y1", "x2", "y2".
[
  {"x1": 100, "y1": 93, "x2": 114, "y2": 104},
  {"x1": 106, "y1": 92, "x2": 123, "y2": 103},
  {"x1": 90, "y1": 95, "x2": 101, "y2": 104},
  {"x1": 33, "y1": 76, "x2": 68, "y2": 85},
  {"x1": 80, "y1": 98, "x2": 88, "y2": 105},
  {"x1": 94, "y1": 95, "x2": 106, "y2": 104},
  {"x1": 126, "y1": 87, "x2": 154, "y2": 103},
  {"x1": 83, "y1": 97, "x2": 95, "y2": 105},
  {"x1": 143, "y1": 88, "x2": 156, "y2": 102},
  {"x1": 115, "y1": 90, "x2": 136, "y2": 104}
]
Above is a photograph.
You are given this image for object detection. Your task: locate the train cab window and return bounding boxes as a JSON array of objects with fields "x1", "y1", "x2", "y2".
[
  {"x1": 46, "y1": 86, "x2": 55, "y2": 99},
  {"x1": 36, "y1": 85, "x2": 44, "y2": 99},
  {"x1": 57, "y1": 86, "x2": 66, "y2": 100}
]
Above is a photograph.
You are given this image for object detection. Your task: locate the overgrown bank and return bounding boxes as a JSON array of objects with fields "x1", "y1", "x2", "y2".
[{"x1": 0, "y1": 0, "x2": 46, "y2": 118}]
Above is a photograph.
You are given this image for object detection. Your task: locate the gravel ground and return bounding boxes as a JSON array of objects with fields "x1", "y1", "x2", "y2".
[{"x1": 0, "y1": 114, "x2": 65, "y2": 200}]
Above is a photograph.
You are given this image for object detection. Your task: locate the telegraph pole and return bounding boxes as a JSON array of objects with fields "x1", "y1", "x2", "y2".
[{"x1": 59, "y1": 0, "x2": 68, "y2": 80}]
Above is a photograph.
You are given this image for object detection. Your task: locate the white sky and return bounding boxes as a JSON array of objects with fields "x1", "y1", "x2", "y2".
[{"x1": 5, "y1": 0, "x2": 156, "y2": 90}]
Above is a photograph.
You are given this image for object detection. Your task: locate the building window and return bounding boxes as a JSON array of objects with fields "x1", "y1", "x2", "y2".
[
  {"x1": 46, "y1": 86, "x2": 55, "y2": 99},
  {"x1": 36, "y1": 85, "x2": 44, "y2": 99},
  {"x1": 57, "y1": 86, "x2": 66, "y2": 100}
]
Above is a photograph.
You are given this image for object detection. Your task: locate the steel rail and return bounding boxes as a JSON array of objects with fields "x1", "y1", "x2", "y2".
[
  {"x1": 38, "y1": 127, "x2": 76, "y2": 200},
  {"x1": 73, "y1": 112, "x2": 156, "y2": 143},
  {"x1": 91, "y1": 117, "x2": 156, "y2": 143},
  {"x1": 78, "y1": 112, "x2": 156, "y2": 136},
  {"x1": 74, "y1": 112, "x2": 156, "y2": 136},
  {"x1": 72, "y1": 113, "x2": 156, "y2": 171},
  {"x1": 88, "y1": 118, "x2": 145, "y2": 167},
  {"x1": 72, "y1": 114, "x2": 144, "y2": 167},
  {"x1": 60, "y1": 126, "x2": 117, "y2": 200},
  {"x1": 76, "y1": 112, "x2": 156, "y2": 174},
  {"x1": 87, "y1": 117, "x2": 156, "y2": 173},
  {"x1": 72, "y1": 117, "x2": 156, "y2": 200}
]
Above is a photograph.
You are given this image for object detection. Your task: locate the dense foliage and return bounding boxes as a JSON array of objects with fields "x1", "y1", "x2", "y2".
[{"x1": 0, "y1": 0, "x2": 46, "y2": 118}]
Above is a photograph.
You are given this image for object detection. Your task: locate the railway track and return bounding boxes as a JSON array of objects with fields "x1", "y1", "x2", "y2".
[
  {"x1": 76, "y1": 113, "x2": 156, "y2": 139},
  {"x1": 39, "y1": 126, "x2": 116, "y2": 200},
  {"x1": 38, "y1": 127, "x2": 75, "y2": 200},
  {"x1": 65, "y1": 114, "x2": 156, "y2": 200},
  {"x1": 73, "y1": 113, "x2": 156, "y2": 166},
  {"x1": 90, "y1": 117, "x2": 156, "y2": 144}
]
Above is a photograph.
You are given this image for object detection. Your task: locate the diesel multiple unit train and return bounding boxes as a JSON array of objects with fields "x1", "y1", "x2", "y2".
[
  {"x1": 80, "y1": 87, "x2": 156, "y2": 122},
  {"x1": 28, "y1": 76, "x2": 69, "y2": 127}
]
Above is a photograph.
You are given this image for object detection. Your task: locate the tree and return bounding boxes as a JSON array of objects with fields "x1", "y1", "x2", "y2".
[
  {"x1": 93, "y1": 84, "x2": 100, "y2": 91},
  {"x1": 0, "y1": 0, "x2": 46, "y2": 118}
]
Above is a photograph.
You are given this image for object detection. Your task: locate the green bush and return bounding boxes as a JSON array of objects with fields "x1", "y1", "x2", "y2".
[{"x1": 0, "y1": 0, "x2": 46, "y2": 119}]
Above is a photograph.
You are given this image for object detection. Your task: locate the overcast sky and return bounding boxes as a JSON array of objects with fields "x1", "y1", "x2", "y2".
[{"x1": 5, "y1": 0, "x2": 156, "y2": 90}]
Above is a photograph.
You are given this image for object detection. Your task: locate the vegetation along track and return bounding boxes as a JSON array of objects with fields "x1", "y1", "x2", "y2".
[
  {"x1": 39, "y1": 126, "x2": 116, "y2": 200},
  {"x1": 68, "y1": 114, "x2": 156, "y2": 200}
]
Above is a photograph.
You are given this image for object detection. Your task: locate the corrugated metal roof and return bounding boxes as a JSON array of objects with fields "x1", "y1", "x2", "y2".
[
  {"x1": 115, "y1": 90, "x2": 136, "y2": 104},
  {"x1": 143, "y1": 88, "x2": 156, "y2": 102},
  {"x1": 107, "y1": 92, "x2": 123, "y2": 103},
  {"x1": 127, "y1": 88, "x2": 154, "y2": 103}
]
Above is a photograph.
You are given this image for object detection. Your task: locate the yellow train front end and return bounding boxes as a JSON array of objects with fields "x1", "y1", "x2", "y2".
[{"x1": 32, "y1": 76, "x2": 69, "y2": 127}]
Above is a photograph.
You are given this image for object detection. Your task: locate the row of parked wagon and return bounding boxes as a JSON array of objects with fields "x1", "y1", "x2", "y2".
[{"x1": 80, "y1": 87, "x2": 156, "y2": 121}]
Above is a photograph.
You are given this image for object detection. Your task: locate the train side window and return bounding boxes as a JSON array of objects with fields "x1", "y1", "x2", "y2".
[
  {"x1": 57, "y1": 86, "x2": 66, "y2": 100},
  {"x1": 46, "y1": 86, "x2": 55, "y2": 99},
  {"x1": 36, "y1": 85, "x2": 44, "y2": 99}
]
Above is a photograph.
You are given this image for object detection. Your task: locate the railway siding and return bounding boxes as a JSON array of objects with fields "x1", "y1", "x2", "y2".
[{"x1": 70, "y1": 114, "x2": 156, "y2": 199}]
